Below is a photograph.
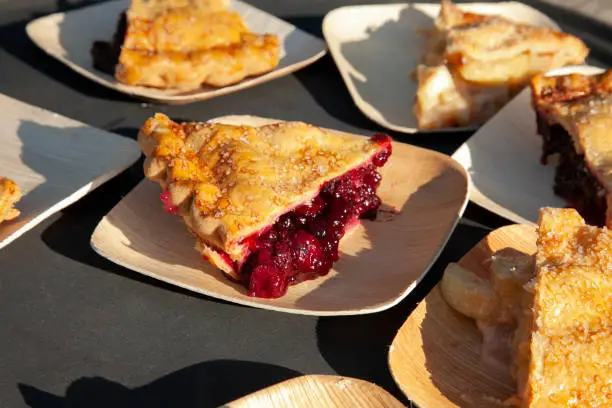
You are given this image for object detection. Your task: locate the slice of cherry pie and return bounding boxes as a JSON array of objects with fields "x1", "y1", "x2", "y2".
[{"x1": 138, "y1": 114, "x2": 393, "y2": 298}]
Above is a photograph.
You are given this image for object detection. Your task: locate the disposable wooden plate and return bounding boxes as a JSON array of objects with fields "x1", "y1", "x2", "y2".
[
  {"x1": 224, "y1": 375, "x2": 405, "y2": 408},
  {"x1": 388, "y1": 223, "x2": 537, "y2": 407},
  {"x1": 26, "y1": 0, "x2": 327, "y2": 104},
  {"x1": 91, "y1": 115, "x2": 469, "y2": 315},
  {"x1": 0, "y1": 93, "x2": 140, "y2": 249},
  {"x1": 322, "y1": 2, "x2": 560, "y2": 134},
  {"x1": 452, "y1": 65, "x2": 604, "y2": 225}
]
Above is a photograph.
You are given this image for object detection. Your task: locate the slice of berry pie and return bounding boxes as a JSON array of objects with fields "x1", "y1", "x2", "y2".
[
  {"x1": 138, "y1": 114, "x2": 393, "y2": 298},
  {"x1": 0, "y1": 177, "x2": 21, "y2": 225},
  {"x1": 531, "y1": 70, "x2": 612, "y2": 227}
]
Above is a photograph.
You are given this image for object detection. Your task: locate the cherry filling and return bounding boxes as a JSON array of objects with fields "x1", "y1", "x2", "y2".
[
  {"x1": 243, "y1": 136, "x2": 392, "y2": 298},
  {"x1": 160, "y1": 189, "x2": 179, "y2": 214}
]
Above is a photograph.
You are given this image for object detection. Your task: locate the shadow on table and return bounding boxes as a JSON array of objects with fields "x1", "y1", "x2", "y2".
[
  {"x1": 0, "y1": 0, "x2": 132, "y2": 103},
  {"x1": 19, "y1": 360, "x2": 302, "y2": 408},
  {"x1": 35, "y1": 125, "x2": 246, "y2": 308}
]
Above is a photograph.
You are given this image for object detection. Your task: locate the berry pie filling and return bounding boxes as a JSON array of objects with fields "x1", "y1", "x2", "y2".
[{"x1": 160, "y1": 134, "x2": 392, "y2": 299}]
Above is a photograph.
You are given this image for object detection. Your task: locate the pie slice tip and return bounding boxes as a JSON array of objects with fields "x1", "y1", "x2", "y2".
[{"x1": 138, "y1": 114, "x2": 392, "y2": 298}]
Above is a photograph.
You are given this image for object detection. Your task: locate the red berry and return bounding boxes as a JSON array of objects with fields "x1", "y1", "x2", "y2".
[
  {"x1": 160, "y1": 189, "x2": 179, "y2": 214},
  {"x1": 291, "y1": 230, "x2": 323, "y2": 273},
  {"x1": 248, "y1": 265, "x2": 287, "y2": 299}
]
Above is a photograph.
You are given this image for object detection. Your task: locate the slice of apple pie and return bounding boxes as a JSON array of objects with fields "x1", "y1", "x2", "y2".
[
  {"x1": 516, "y1": 208, "x2": 612, "y2": 406},
  {"x1": 441, "y1": 207, "x2": 612, "y2": 407},
  {"x1": 138, "y1": 114, "x2": 392, "y2": 298},
  {"x1": 92, "y1": 0, "x2": 280, "y2": 90},
  {"x1": 0, "y1": 177, "x2": 21, "y2": 225},
  {"x1": 414, "y1": 0, "x2": 589, "y2": 129}
]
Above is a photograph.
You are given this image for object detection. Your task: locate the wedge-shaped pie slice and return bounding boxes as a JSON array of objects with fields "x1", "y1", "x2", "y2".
[
  {"x1": 92, "y1": 0, "x2": 280, "y2": 90},
  {"x1": 414, "y1": 0, "x2": 589, "y2": 129},
  {"x1": 531, "y1": 70, "x2": 612, "y2": 227},
  {"x1": 138, "y1": 114, "x2": 393, "y2": 298},
  {"x1": 513, "y1": 207, "x2": 612, "y2": 407},
  {"x1": 0, "y1": 177, "x2": 22, "y2": 225},
  {"x1": 441, "y1": 208, "x2": 612, "y2": 406}
]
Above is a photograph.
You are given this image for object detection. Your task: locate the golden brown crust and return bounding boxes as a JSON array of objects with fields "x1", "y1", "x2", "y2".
[
  {"x1": 523, "y1": 208, "x2": 612, "y2": 407},
  {"x1": 531, "y1": 71, "x2": 612, "y2": 107},
  {"x1": 116, "y1": 0, "x2": 280, "y2": 90},
  {"x1": 117, "y1": 33, "x2": 280, "y2": 89},
  {"x1": 128, "y1": 0, "x2": 230, "y2": 19},
  {"x1": 414, "y1": 0, "x2": 589, "y2": 129},
  {"x1": 138, "y1": 114, "x2": 384, "y2": 276},
  {"x1": 123, "y1": 10, "x2": 248, "y2": 53},
  {"x1": 0, "y1": 177, "x2": 22, "y2": 225},
  {"x1": 439, "y1": 1, "x2": 588, "y2": 82}
]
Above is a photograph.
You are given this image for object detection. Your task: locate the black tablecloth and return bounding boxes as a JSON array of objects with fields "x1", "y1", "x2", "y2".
[{"x1": 0, "y1": 1, "x2": 610, "y2": 407}]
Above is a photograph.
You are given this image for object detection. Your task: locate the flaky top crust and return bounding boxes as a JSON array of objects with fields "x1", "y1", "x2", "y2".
[
  {"x1": 128, "y1": 0, "x2": 230, "y2": 19},
  {"x1": 138, "y1": 114, "x2": 383, "y2": 261},
  {"x1": 439, "y1": 0, "x2": 588, "y2": 63},
  {"x1": 435, "y1": 1, "x2": 588, "y2": 83},
  {"x1": 523, "y1": 208, "x2": 612, "y2": 407},
  {"x1": 116, "y1": 0, "x2": 280, "y2": 89},
  {"x1": 123, "y1": 10, "x2": 248, "y2": 53}
]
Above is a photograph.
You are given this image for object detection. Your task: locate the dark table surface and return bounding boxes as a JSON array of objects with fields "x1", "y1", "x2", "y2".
[{"x1": 0, "y1": 1, "x2": 610, "y2": 407}]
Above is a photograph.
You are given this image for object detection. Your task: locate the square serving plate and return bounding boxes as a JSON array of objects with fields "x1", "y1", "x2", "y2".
[
  {"x1": 0, "y1": 93, "x2": 140, "y2": 249},
  {"x1": 322, "y1": 2, "x2": 560, "y2": 134},
  {"x1": 224, "y1": 375, "x2": 404, "y2": 408},
  {"x1": 91, "y1": 115, "x2": 469, "y2": 316},
  {"x1": 26, "y1": 0, "x2": 327, "y2": 105},
  {"x1": 452, "y1": 65, "x2": 605, "y2": 226}
]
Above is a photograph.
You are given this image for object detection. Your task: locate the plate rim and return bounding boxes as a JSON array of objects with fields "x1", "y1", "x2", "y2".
[
  {"x1": 90, "y1": 115, "x2": 470, "y2": 316},
  {"x1": 322, "y1": 1, "x2": 562, "y2": 135},
  {"x1": 0, "y1": 93, "x2": 141, "y2": 249},
  {"x1": 224, "y1": 374, "x2": 406, "y2": 407},
  {"x1": 25, "y1": 0, "x2": 328, "y2": 104}
]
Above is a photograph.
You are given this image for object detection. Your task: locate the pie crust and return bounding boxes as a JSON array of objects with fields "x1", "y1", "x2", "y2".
[
  {"x1": 92, "y1": 0, "x2": 280, "y2": 90},
  {"x1": 414, "y1": 0, "x2": 589, "y2": 129},
  {"x1": 515, "y1": 208, "x2": 612, "y2": 406}
]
